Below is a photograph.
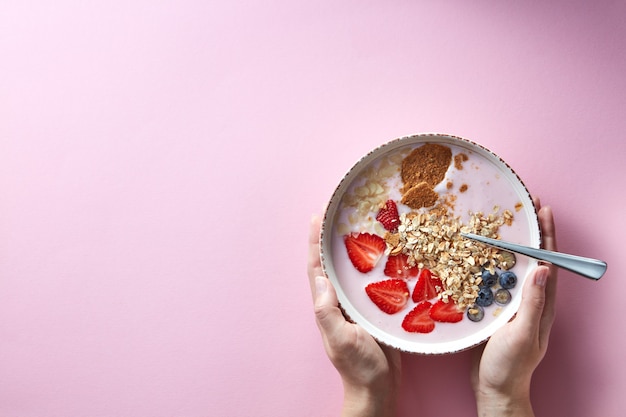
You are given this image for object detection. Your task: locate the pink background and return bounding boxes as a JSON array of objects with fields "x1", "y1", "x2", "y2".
[{"x1": 1, "y1": 1, "x2": 624, "y2": 416}]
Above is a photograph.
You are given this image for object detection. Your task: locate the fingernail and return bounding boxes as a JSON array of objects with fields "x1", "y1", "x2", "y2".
[
  {"x1": 535, "y1": 267, "x2": 548, "y2": 287},
  {"x1": 315, "y1": 276, "x2": 328, "y2": 295}
]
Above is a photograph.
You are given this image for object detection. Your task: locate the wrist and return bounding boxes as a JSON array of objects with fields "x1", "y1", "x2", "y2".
[
  {"x1": 341, "y1": 381, "x2": 397, "y2": 417},
  {"x1": 474, "y1": 388, "x2": 534, "y2": 417}
]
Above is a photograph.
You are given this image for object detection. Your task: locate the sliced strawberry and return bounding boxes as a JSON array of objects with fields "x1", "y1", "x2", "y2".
[
  {"x1": 429, "y1": 299, "x2": 464, "y2": 323},
  {"x1": 402, "y1": 301, "x2": 435, "y2": 333},
  {"x1": 365, "y1": 279, "x2": 410, "y2": 314},
  {"x1": 384, "y1": 253, "x2": 419, "y2": 279},
  {"x1": 344, "y1": 232, "x2": 386, "y2": 273},
  {"x1": 411, "y1": 269, "x2": 444, "y2": 303},
  {"x1": 376, "y1": 199, "x2": 400, "y2": 231}
]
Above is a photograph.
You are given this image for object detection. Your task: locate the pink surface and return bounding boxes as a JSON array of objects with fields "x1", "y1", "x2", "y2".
[{"x1": 0, "y1": 1, "x2": 624, "y2": 416}]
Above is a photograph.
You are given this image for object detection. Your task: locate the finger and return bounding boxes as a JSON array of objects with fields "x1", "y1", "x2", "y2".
[
  {"x1": 313, "y1": 276, "x2": 348, "y2": 343},
  {"x1": 537, "y1": 206, "x2": 558, "y2": 346},
  {"x1": 537, "y1": 271, "x2": 555, "y2": 349},
  {"x1": 538, "y1": 206, "x2": 557, "y2": 306},
  {"x1": 539, "y1": 205, "x2": 557, "y2": 253},
  {"x1": 513, "y1": 266, "x2": 549, "y2": 342},
  {"x1": 533, "y1": 196, "x2": 541, "y2": 212},
  {"x1": 308, "y1": 215, "x2": 323, "y2": 301}
]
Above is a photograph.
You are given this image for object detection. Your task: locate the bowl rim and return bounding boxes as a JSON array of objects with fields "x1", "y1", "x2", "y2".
[{"x1": 320, "y1": 133, "x2": 541, "y2": 355}]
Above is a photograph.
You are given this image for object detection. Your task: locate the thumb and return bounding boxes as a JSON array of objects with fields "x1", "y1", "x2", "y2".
[
  {"x1": 313, "y1": 276, "x2": 347, "y2": 337},
  {"x1": 514, "y1": 266, "x2": 549, "y2": 337}
]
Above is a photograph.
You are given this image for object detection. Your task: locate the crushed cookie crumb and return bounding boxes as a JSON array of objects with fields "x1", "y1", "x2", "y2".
[
  {"x1": 401, "y1": 143, "x2": 452, "y2": 191},
  {"x1": 454, "y1": 153, "x2": 469, "y2": 170},
  {"x1": 400, "y1": 144, "x2": 452, "y2": 209},
  {"x1": 401, "y1": 182, "x2": 439, "y2": 209}
]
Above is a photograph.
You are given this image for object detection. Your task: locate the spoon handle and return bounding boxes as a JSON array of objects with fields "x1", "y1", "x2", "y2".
[{"x1": 461, "y1": 233, "x2": 607, "y2": 280}]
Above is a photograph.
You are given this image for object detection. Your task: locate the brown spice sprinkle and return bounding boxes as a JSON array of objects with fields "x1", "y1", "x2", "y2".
[
  {"x1": 454, "y1": 152, "x2": 469, "y2": 170},
  {"x1": 401, "y1": 182, "x2": 439, "y2": 209},
  {"x1": 459, "y1": 184, "x2": 468, "y2": 193},
  {"x1": 401, "y1": 143, "x2": 452, "y2": 191},
  {"x1": 400, "y1": 143, "x2": 452, "y2": 209}
]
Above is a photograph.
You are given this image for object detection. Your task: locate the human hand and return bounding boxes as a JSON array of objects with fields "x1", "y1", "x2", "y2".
[
  {"x1": 470, "y1": 199, "x2": 558, "y2": 417},
  {"x1": 308, "y1": 214, "x2": 401, "y2": 417}
]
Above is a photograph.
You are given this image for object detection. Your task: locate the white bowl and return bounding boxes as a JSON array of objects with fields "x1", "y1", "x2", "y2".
[{"x1": 320, "y1": 133, "x2": 540, "y2": 354}]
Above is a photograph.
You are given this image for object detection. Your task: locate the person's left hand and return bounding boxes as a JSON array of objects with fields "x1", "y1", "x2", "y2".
[
  {"x1": 308, "y1": 215, "x2": 401, "y2": 417},
  {"x1": 470, "y1": 199, "x2": 558, "y2": 416}
]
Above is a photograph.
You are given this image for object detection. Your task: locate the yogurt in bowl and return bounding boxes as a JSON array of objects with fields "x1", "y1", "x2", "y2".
[{"x1": 320, "y1": 133, "x2": 540, "y2": 354}]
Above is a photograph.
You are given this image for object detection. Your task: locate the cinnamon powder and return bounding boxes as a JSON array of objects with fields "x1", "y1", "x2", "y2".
[
  {"x1": 401, "y1": 182, "x2": 439, "y2": 209},
  {"x1": 400, "y1": 143, "x2": 452, "y2": 209},
  {"x1": 401, "y1": 143, "x2": 452, "y2": 191},
  {"x1": 454, "y1": 153, "x2": 468, "y2": 170}
]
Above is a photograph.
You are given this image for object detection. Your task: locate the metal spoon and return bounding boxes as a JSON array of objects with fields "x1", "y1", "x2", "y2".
[{"x1": 461, "y1": 232, "x2": 607, "y2": 281}]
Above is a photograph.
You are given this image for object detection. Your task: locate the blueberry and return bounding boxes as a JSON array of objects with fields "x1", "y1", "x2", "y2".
[
  {"x1": 480, "y1": 269, "x2": 498, "y2": 288},
  {"x1": 467, "y1": 304, "x2": 485, "y2": 322},
  {"x1": 499, "y1": 271, "x2": 517, "y2": 289},
  {"x1": 494, "y1": 288, "x2": 512, "y2": 305},
  {"x1": 475, "y1": 287, "x2": 494, "y2": 307}
]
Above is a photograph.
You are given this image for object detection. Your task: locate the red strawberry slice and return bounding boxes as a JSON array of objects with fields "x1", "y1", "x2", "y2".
[
  {"x1": 429, "y1": 299, "x2": 464, "y2": 323},
  {"x1": 402, "y1": 301, "x2": 435, "y2": 333},
  {"x1": 376, "y1": 199, "x2": 400, "y2": 231},
  {"x1": 344, "y1": 232, "x2": 386, "y2": 273},
  {"x1": 384, "y1": 253, "x2": 419, "y2": 279},
  {"x1": 365, "y1": 279, "x2": 410, "y2": 314},
  {"x1": 411, "y1": 269, "x2": 444, "y2": 303}
]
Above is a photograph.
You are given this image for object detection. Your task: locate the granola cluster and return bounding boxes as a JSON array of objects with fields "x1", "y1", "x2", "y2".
[{"x1": 385, "y1": 207, "x2": 515, "y2": 309}]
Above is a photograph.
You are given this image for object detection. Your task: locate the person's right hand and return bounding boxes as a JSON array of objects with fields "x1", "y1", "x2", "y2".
[
  {"x1": 470, "y1": 199, "x2": 558, "y2": 417},
  {"x1": 308, "y1": 214, "x2": 401, "y2": 417}
]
